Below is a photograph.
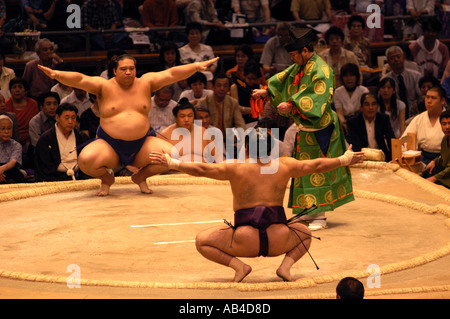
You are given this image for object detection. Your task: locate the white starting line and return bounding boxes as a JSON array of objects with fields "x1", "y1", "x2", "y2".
[
  {"x1": 130, "y1": 220, "x2": 224, "y2": 228},
  {"x1": 130, "y1": 220, "x2": 225, "y2": 245}
]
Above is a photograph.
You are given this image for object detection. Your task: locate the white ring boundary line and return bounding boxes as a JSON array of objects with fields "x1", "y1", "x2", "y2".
[
  {"x1": 154, "y1": 240, "x2": 196, "y2": 245},
  {"x1": 131, "y1": 220, "x2": 224, "y2": 228}
]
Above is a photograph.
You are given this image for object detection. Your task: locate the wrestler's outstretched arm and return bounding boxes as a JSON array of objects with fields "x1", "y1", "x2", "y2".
[
  {"x1": 38, "y1": 65, "x2": 105, "y2": 95},
  {"x1": 142, "y1": 57, "x2": 220, "y2": 92},
  {"x1": 149, "y1": 151, "x2": 232, "y2": 181},
  {"x1": 286, "y1": 145, "x2": 365, "y2": 178}
]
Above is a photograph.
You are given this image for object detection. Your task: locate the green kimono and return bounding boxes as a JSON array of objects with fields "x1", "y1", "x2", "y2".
[{"x1": 267, "y1": 53, "x2": 354, "y2": 215}]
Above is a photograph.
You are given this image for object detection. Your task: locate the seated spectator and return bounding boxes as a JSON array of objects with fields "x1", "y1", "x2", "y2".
[
  {"x1": 0, "y1": 92, "x2": 19, "y2": 142},
  {"x1": 290, "y1": 0, "x2": 331, "y2": 22},
  {"x1": 319, "y1": 26, "x2": 361, "y2": 88},
  {"x1": 381, "y1": 45, "x2": 422, "y2": 119},
  {"x1": 148, "y1": 86, "x2": 177, "y2": 131},
  {"x1": 402, "y1": 85, "x2": 446, "y2": 165},
  {"x1": 196, "y1": 74, "x2": 246, "y2": 139},
  {"x1": 411, "y1": 74, "x2": 440, "y2": 117},
  {"x1": 378, "y1": 77, "x2": 406, "y2": 138},
  {"x1": 333, "y1": 63, "x2": 369, "y2": 134},
  {"x1": 34, "y1": 103, "x2": 90, "y2": 182},
  {"x1": 81, "y1": 0, "x2": 129, "y2": 50},
  {"x1": 226, "y1": 44, "x2": 266, "y2": 86},
  {"x1": 349, "y1": 0, "x2": 382, "y2": 14},
  {"x1": 232, "y1": 0, "x2": 271, "y2": 24},
  {"x1": 159, "y1": 98, "x2": 215, "y2": 162},
  {"x1": 421, "y1": 110, "x2": 450, "y2": 189},
  {"x1": 0, "y1": 115, "x2": 26, "y2": 183},
  {"x1": 409, "y1": 17, "x2": 449, "y2": 80},
  {"x1": 259, "y1": 22, "x2": 293, "y2": 77},
  {"x1": 80, "y1": 94, "x2": 100, "y2": 139},
  {"x1": 22, "y1": 38, "x2": 63, "y2": 100},
  {"x1": 60, "y1": 88, "x2": 92, "y2": 116},
  {"x1": 99, "y1": 49, "x2": 128, "y2": 79},
  {"x1": 22, "y1": 0, "x2": 47, "y2": 30},
  {"x1": 346, "y1": 92, "x2": 396, "y2": 162},
  {"x1": 29, "y1": 91, "x2": 59, "y2": 148},
  {"x1": 0, "y1": 52, "x2": 15, "y2": 99},
  {"x1": 336, "y1": 277, "x2": 364, "y2": 300},
  {"x1": 5, "y1": 77, "x2": 39, "y2": 150},
  {"x1": 381, "y1": 42, "x2": 421, "y2": 77},
  {"x1": 0, "y1": 1, "x2": 12, "y2": 53},
  {"x1": 179, "y1": 23, "x2": 218, "y2": 83},
  {"x1": 179, "y1": 72, "x2": 213, "y2": 105},
  {"x1": 343, "y1": 15, "x2": 371, "y2": 69},
  {"x1": 195, "y1": 105, "x2": 225, "y2": 159},
  {"x1": 230, "y1": 60, "x2": 264, "y2": 127},
  {"x1": 442, "y1": 60, "x2": 450, "y2": 84},
  {"x1": 49, "y1": 62, "x2": 74, "y2": 101},
  {"x1": 403, "y1": 0, "x2": 435, "y2": 41},
  {"x1": 185, "y1": 0, "x2": 226, "y2": 41},
  {"x1": 153, "y1": 42, "x2": 182, "y2": 72},
  {"x1": 41, "y1": 0, "x2": 83, "y2": 52},
  {"x1": 141, "y1": 0, "x2": 185, "y2": 45},
  {"x1": 261, "y1": 100, "x2": 294, "y2": 141}
]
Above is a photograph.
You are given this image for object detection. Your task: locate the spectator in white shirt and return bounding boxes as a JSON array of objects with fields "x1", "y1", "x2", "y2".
[
  {"x1": 60, "y1": 88, "x2": 92, "y2": 115},
  {"x1": 148, "y1": 86, "x2": 177, "y2": 131}
]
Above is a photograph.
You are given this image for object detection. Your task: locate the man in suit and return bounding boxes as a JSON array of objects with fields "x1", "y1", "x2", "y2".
[
  {"x1": 196, "y1": 73, "x2": 246, "y2": 157},
  {"x1": 346, "y1": 92, "x2": 396, "y2": 162},
  {"x1": 34, "y1": 103, "x2": 90, "y2": 182}
]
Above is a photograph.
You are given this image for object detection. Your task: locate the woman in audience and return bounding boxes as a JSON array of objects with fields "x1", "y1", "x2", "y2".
[
  {"x1": 179, "y1": 22, "x2": 217, "y2": 85},
  {"x1": 378, "y1": 77, "x2": 406, "y2": 138},
  {"x1": 226, "y1": 44, "x2": 266, "y2": 86}
]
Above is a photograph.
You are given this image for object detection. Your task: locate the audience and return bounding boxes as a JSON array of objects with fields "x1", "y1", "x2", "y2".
[
  {"x1": 0, "y1": 92, "x2": 19, "y2": 142},
  {"x1": 81, "y1": 0, "x2": 128, "y2": 50},
  {"x1": 22, "y1": 38, "x2": 63, "y2": 100},
  {"x1": 290, "y1": 0, "x2": 331, "y2": 22},
  {"x1": 336, "y1": 277, "x2": 365, "y2": 300},
  {"x1": 333, "y1": 63, "x2": 370, "y2": 134},
  {"x1": 179, "y1": 23, "x2": 218, "y2": 84},
  {"x1": 319, "y1": 26, "x2": 361, "y2": 88},
  {"x1": 378, "y1": 77, "x2": 406, "y2": 138},
  {"x1": 421, "y1": 110, "x2": 450, "y2": 188},
  {"x1": 148, "y1": 86, "x2": 177, "y2": 131},
  {"x1": 346, "y1": 92, "x2": 396, "y2": 162},
  {"x1": 229, "y1": 60, "x2": 264, "y2": 128},
  {"x1": 382, "y1": 45, "x2": 422, "y2": 120},
  {"x1": 226, "y1": 44, "x2": 266, "y2": 86},
  {"x1": 28, "y1": 91, "x2": 59, "y2": 148},
  {"x1": 79, "y1": 94, "x2": 100, "y2": 139},
  {"x1": 402, "y1": 85, "x2": 446, "y2": 165},
  {"x1": 404, "y1": 0, "x2": 435, "y2": 41},
  {"x1": 409, "y1": 17, "x2": 449, "y2": 79},
  {"x1": 184, "y1": 0, "x2": 225, "y2": 41},
  {"x1": 60, "y1": 87, "x2": 92, "y2": 116},
  {"x1": 34, "y1": 103, "x2": 90, "y2": 182},
  {"x1": 259, "y1": 22, "x2": 292, "y2": 77},
  {"x1": 5, "y1": 77, "x2": 39, "y2": 154},
  {"x1": 179, "y1": 72, "x2": 213, "y2": 106},
  {"x1": 344, "y1": 15, "x2": 372, "y2": 69},
  {"x1": 0, "y1": 52, "x2": 15, "y2": 99},
  {"x1": 0, "y1": 114, "x2": 26, "y2": 183},
  {"x1": 196, "y1": 73, "x2": 246, "y2": 139}
]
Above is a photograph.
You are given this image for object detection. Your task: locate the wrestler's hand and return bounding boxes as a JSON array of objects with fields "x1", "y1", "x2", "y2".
[
  {"x1": 277, "y1": 102, "x2": 293, "y2": 115},
  {"x1": 38, "y1": 64, "x2": 57, "y2": 79},
  {"x1": 338, "y1": 145, "x2": 366, "y2": 166},
  {"x1": 196, "y1": 57, "x2": 220, "y2": 72},
  {"x1": 149, "y1": 151, "x2": 180, "y2": 169}
]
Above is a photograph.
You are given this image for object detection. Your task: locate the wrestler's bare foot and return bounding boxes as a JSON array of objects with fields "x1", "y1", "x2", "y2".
[
  {"x1": 131, "y1": 173, "x2": 153, "y2": 194},
  {"x1": 229, "y1": 258, "x2": 252, "y2": 282},
  {"x1": 233, "y1": 264, "x2": 252, "y2": 283},
  {"x1": 96, "y1": 169, "x2": 115, "y2": 196},
  {"x1": 276, "y1": 267, "x2": 292, "y2": 282}
]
